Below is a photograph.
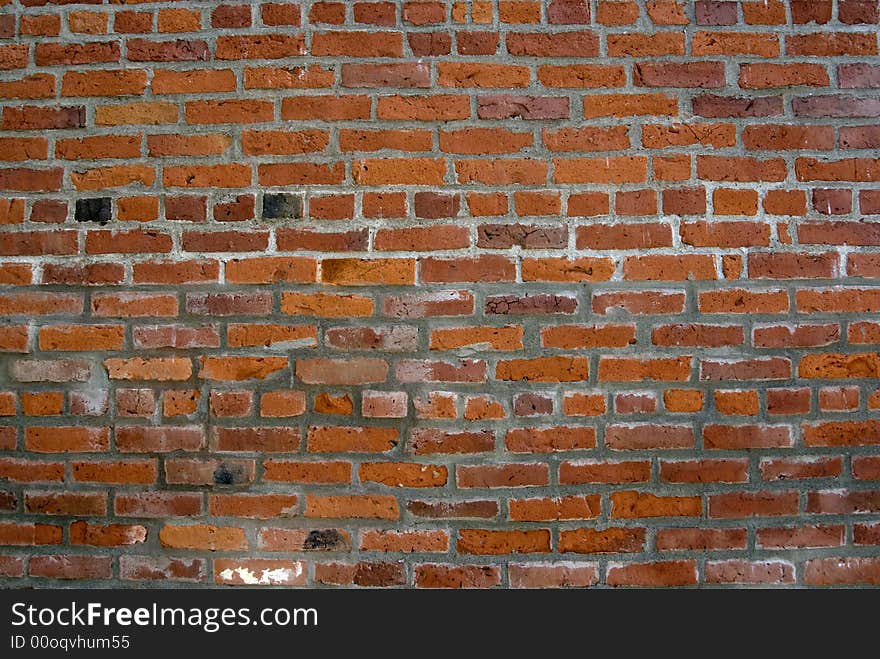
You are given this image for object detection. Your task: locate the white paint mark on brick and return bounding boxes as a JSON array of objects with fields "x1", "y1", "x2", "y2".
[{"x1": 219, "y1": 565, "x2": 301, "y2": 585}]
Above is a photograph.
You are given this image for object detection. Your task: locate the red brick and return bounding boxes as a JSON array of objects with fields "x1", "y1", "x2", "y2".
[
  {"x1": 312, "y1": 31, "x2": 402, "y2": 57},
  {"x1": 610, "y1": 491, "x2": 701, "y2": 518},
  {"x1": 458, "y1": 529, "x2": 550, "y2": 554},
  {"x1": 410, "y1": 429, "x2": 494, "y2": 455},
  {"x1": 262, "y1": 461, "x2": 350, "y2": 484},
  {"x1": 305, "y1": 494, "x2": 399, "y2": 520},
  {"x1": 560, "y1": 460, "x2": 651, "y2": 485},
  {"x1": 709, "y1": 491, "x2": 799, "y2": 518},
  {"x1": 706, "y1": 560, "x2": 794, "y2": 584},
  {"x1": 656, "y1": 528, "x2": 747, "y2": 551},
  {"x1": 606, "y1": 561, "x2": 697, "y2": 587},
  {"x1": 506, "y1": 31, "x2": 598, "y2": 57},
  {"x1": 660, "y1": 458, "x2": 749, "y2": 482},
  {"x1": 805, "y1": 557, "x2": 880, "y2": 585},
  {"x1": 29, "y1": 555, "x2": 112, "y2": 580},
  {"x1": 457, "y1": 463, "x2": 549, "y2": 488},
  {"x1": 606, "y1": 424, "x2": 694, "y2": 450},
  {"x1": 415, "y1": 564, "x2": 501, "y2": 588},
  {"x1": 509, "y1": 562, "x2": 598, "y2": 588}
]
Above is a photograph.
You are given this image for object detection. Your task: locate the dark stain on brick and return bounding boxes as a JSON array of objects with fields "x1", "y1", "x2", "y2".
[
  {"x1": 261, "y1": 193, "x2": 303, "y2": 220},
  {"x1": 213, "y1": 463, "x2": 239, "y2": 485},
  {"x1": 304, "y1": 529, "x2": 344, "y2": 550},
  {"x1": 0, "y1": 490, "x2": 16, "y2": 512},
  {"x1": 75, "y1": 198, "x2": 111, "y2": 224}
]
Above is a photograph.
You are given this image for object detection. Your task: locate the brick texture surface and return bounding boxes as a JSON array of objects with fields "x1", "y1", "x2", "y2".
[{"x1": 1, "y1": 0, "x2": 879, "y2": 588}]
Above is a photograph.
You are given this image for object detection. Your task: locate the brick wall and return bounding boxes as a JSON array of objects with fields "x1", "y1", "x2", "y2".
[{"x1": 1, "y1": 0, "x2": 879, "y2": 588}]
